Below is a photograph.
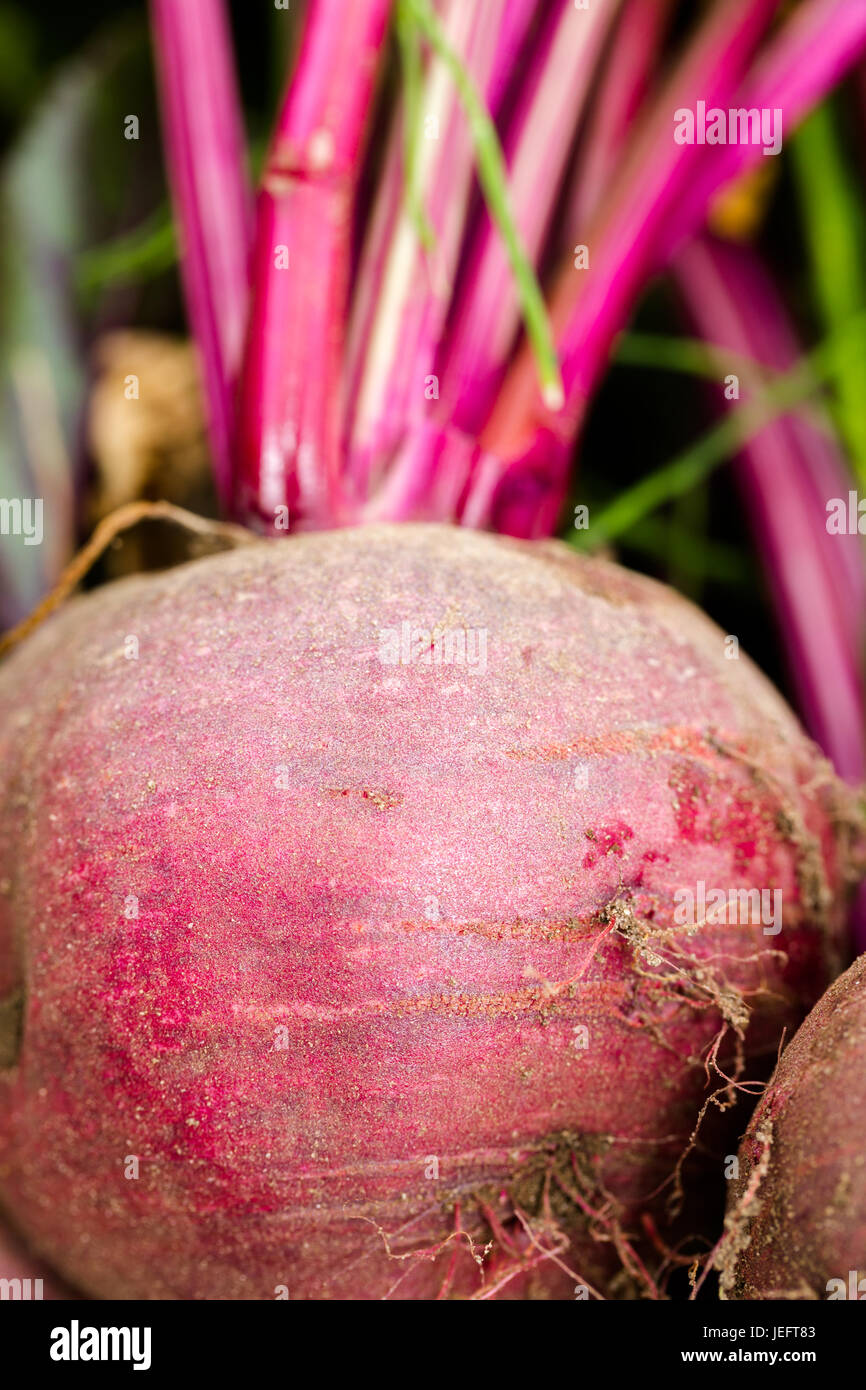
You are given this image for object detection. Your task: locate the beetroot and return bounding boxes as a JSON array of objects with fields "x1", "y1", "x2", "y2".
[
  {"x1": 0, "y1": 524, "x2": 856, "y2": 1299},
  {"x1": 719, "y1": 953, "x2": 866, "y2": 1301}
]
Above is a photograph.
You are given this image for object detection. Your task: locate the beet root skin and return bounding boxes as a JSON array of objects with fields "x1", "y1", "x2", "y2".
[
  {"x1": 719, "y1": 953, "x2": 866, "y2": 1301},
  {"x1": 0, "y1": 523, "x2": 855, "y2": 1299}
]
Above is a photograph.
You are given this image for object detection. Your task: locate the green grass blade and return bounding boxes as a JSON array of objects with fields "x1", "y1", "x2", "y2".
[
  {"x1": 574, "y1": 311, "x2": 866, "y2": 551},
  {"x1": 615, "y1": 331, "x2": 770, "y2": 383},
  {"x1": 395, "y1": 2, "x2": 436, "y2": 252}
]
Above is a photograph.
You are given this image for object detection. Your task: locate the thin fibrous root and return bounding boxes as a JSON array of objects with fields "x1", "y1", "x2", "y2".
[{"x1": 0, "y1": 501, "x2": 257, "y2": 661}]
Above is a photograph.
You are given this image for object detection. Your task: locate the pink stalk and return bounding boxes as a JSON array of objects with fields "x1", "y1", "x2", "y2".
[
  {"x1": 347, "y1": 0, "x2": 548, "y2": 522},
  {"x1": 660, "y1": 0, "x2": 866, "y2": 267},
  {"x1": 568, "y1": 0, "x2": 675, "y2": 233},
  {"x1": 674, "y1": 236, "x2": 866, "y2": 947},
  {"x1": 344, "y1": 1, "x2": 533, "y2": 511},
  {"x1": 486, "y1": 0, "x2": 544, "y2": 118},
  {"x1": 150, "y1": 0, "x2": 253, "y2": 513},
  {"x1": 341, "y1": 140, "x2": 406, "y2": 506},
  {"x1": 343, "y1": 0, "x2": 505, "y2": 505},
  {"x1": 235, "y1": 0, "x2": 391, "y2": 530},
  {"x1": 673, "y1": 238, "x2": 866, "y2": 775},
  {"x1": 436, "y1": 0, "x2": 620, "y2": 438},
  {"x1": 463, "y1": 0, "x2": 781, "y2": 534},
  {"x1": 363, "y1": 418, "x2": 484, "y2": 523}
]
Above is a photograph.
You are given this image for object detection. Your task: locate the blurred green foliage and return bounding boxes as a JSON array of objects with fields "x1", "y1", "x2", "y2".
[
  {"x1": 792, "y1": 98, "x2": 866, "y2": 488},
  {"x1": 0, "y1": 4, "x2": 40, "y2": 119}
]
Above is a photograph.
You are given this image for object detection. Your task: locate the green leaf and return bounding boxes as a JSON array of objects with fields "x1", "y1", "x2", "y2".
[
  {"x1": 1, "y1": 55, "x2": 95, "y2": 621},
  {"x1": 615, "y1": 331, "x2": 769, "y2": 384},
  {"x1": 791, "y1": 100, "x2": 866, "y2": 486},
  {"x1": 0, "y1": 23, "x2": 146, "y2": 626},
  {"x1": 573, "y1": 312, "x2": 866, "y2": 551},
  {"x1": 395, "y1": 1, "x2": 436, "y2": 252},
  {"x1": 617, "y1": 512, "x2": 751, "y2": 587},
  {"x1": 77, "y1": 207, "x2": 176, "y2": 299}
]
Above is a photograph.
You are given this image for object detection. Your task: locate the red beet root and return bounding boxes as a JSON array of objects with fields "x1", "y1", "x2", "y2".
[
  {"x1": 719, "y1": 953, "x2": 866, "y2": 1300},
  {"x1": 0, "y1": 524, "x2": 856, "y2": 1299}
]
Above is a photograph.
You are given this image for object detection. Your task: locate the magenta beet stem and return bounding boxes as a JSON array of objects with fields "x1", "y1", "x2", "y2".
[
  {"x1": 675, "y1": 236, "x2": 866, "y2": 951},
  {"x1": 449, "y1": 0, "x2": 670, "y2": 527},
  {"x1": 343, "y1": 1, "x2": 505, "y2": 508},
  {"x1": 463, "y1": 0, "x2": 779, "y2": 535},
  {"x1": 486, "y1": 0, "x2": 540, "y2": 116},
  {"x1": 467, "y1": 0, "x2": 866, "y2": 538},
  {"x1": 150, "y1": 0, "x2": 253, "y2": 514},
  {"x1": 673, "y1": 236, "x2": 866, "y2": 783},
  {"x1": 235, "y1": 0, "x2": 391, "y2": 531},
  {"x1": 362, "y1": 419, "x2": 486, "y2": 524},
  {"x1": 567, "y1": 0, "x2": 675, "y2": 234},
  {"x1": 436, "y1": 0, "x2": 619, "y2": 440},
  {"x1": 660, "y1": 0, "x2": 866, "y2": 268}
]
